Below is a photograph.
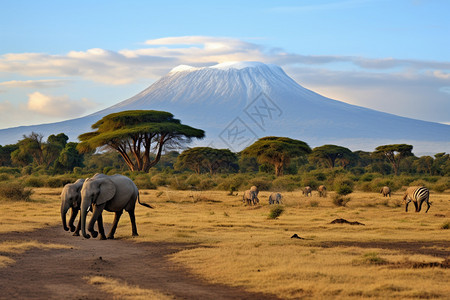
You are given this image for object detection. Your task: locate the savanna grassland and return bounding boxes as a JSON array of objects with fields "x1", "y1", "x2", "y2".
[{"x1": 1, "y1": 187, "x2": 449, "y2": 299}]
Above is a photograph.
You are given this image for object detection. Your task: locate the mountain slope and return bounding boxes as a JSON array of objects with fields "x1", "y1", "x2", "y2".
[{"x1": 0, "y1": 61, "x2": 449, "y2": 153}]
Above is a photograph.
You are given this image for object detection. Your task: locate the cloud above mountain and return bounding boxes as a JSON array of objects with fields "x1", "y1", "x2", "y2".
[{"x1": 0, "y1": 36, "x2": 449, "y2": 124}]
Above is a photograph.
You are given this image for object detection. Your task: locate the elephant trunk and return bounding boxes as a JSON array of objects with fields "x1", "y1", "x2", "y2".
[
  {"x1": 61, "y1": 202, "x2": 70, "y2": 231},
  {"x1": 80, "y1": 200, "x2": 91, "y2": 239}
]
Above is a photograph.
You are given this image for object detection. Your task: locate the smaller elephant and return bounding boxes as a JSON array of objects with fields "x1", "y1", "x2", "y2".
[
  {"x1": 61, "y1": 176, "x2": 106, "y2": 237},
  {"x1": 60, "y1": 179, "x2": 85, "y2": 236},
  {"x1": 317, "y1": 185, "x2": 327, "y2": 197},
  {"x1": 302, "y1": 186, "x2": 312, "y2": 197},
  {"x1": 268, "y1": 192, "x2": 282, "y2": 204},
  {"x1": 243, "y1": 189, "x2": 258, "y2": 205},
  {"x1": 380, "y1": 186, "x2": 391, "y2": 197}
]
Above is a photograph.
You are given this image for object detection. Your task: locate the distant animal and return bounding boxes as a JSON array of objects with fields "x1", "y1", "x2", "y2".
[
  {"x1": 317, "y1": 185, "x2": 327, "y2": 197},
  {"x1": 380, "y1": 186, "x2": 391, "y2": 197},
  {"x1": 403, "y1": 186, "x2": 430, "y2": 213},
  {"x1": 268, "y1": 192, "x2": 282, "y2": 204},
  {"x1": 250, "y1": 185, "x2": 259, "y2": 204},
  {"x1": 243, "y1": 188, "x2": 259, "y2": 205},
  {"x1": 302, "y1": 186, "x2": 312, "y2": 196}
]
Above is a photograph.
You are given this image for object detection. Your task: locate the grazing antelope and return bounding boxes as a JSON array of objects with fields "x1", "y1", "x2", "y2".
[{"x1": 403, "y1": 186, "x2": 430, "y2": 213}]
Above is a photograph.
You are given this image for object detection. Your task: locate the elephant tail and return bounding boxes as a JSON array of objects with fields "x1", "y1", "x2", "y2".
[{"x1": 137, "y1": 192, "x2": 154, "y2": 209}]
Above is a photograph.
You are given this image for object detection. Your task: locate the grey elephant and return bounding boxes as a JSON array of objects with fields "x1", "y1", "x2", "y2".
[
  {"x1": 250, "y1": 185, "x2": 259, "y2": 204},
  {"x1": 380, "y1": 186, "x2": 391, "y2": 197},
  {"x1": 60, "y1": 179, "x2": 85, "y2": 235},
  {"x1": 268, "y1": 192, "x2": 282, "y2": 204},
  {"x1": 318, "y1": 185, "x2": 327, "y2": 197},
  {"x1": 243, "y1": 189, "x2": 258, "y2": 205},
  {"x1": 302, "y1": 186, "x2": 312, "y2": 196},
  {"x1": 80, "y1": 174, "x2": 152, "y2": 239}
]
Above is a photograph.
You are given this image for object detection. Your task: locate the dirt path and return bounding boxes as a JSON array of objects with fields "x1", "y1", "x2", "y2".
[{"x1": 0, "y1": 226, "x2": 280, "y2": 300}]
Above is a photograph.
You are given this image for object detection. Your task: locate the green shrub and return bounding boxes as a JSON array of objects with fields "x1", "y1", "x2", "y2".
[
  {"x1": 0, "y1": 183, "x2": 32, "y2": 201},
  {"x1": 151, "y1": 174, "x2": 168, "y2": 186},
  {"x1": 249, "y1": 177, "x2": 272, "y2": 191},
  {"x1": 25, "y1": 177, "x2": 45, "y2": 187},
  {"x1": 133, "y1": 175, "x2": 157, "y2": 189},
  {"x1": 441, "y1": 222, "x2": 450, "y2": 230},
  {"x1": 268, "y1": 205, "x2": 284, "y2": 219},
  {"x1": 359, "y1": 252, "x2": 388, "y2": 265},
  {"x1": 0, "y1": 174, "x2": 10, "y2": 181},
  {"x1": 271, "y1": 176, "x2": 298, "y2": 192},
  {"x1": 216, "y1": 174, "x2": 246, "y2": 191},
  {"x1": 309, "y1": 200, "x2": 319, "y2": 207},
  {"x1": 332, "y1": 194, "x2": 351, "y2": 207},
  {"x1": 46, "y1": 177, "x2": 73, "y2": 188},
  {"x1": 0, "y1": 167, "x2": 20, "y2": 175},
  {"x1": 198, "y1": 178, "x2": 216, "y2": 190}
]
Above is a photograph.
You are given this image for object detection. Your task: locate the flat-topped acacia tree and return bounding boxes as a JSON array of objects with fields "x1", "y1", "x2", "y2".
[
  {"x1": 242, "y1": 136, "x2": 311, "y2": 176},
  {"x1": 77, "y1": 110, "x2": 205, "y2": 172}
]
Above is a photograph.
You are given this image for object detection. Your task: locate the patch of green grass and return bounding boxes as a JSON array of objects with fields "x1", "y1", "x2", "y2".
[{"x1": 268, "y1": 205, "x2": 284, "y2": 219}]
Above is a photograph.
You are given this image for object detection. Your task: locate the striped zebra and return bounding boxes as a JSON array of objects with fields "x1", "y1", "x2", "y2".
[{"x1": 403, "y1": 186, "x2": 430, "y2": 213}]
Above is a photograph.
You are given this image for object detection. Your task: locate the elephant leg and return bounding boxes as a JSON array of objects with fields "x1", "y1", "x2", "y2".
[
  {"x1": 88, "y1": 204, "x2": 105, "y2": 238},
  {"x1": 73, "y1": 216, "x2": 81, "y2": 236},
  {"x1": 97, "y1": 214, "x2": 107, "y2": 240},
  {"x1": 107, "y1": 211, "x2": 123, "y2": 239},
  {"x1": 68, "y1": 208, "x2": 78, "y2": 232},
  {"x1": 128, "y1": 210, "x2": 139, "y2": 236}
]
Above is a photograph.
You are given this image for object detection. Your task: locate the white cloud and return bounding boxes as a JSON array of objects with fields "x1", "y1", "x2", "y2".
[
  {"x1": 27, "y1": 92, "x2": 96, "y2": 117},
  {"x1": 0, "y1": 79, "x2": 68, "y2": 89},
  {"x1": 0, "y1": 35, "x2": 449, "y2": 124}
]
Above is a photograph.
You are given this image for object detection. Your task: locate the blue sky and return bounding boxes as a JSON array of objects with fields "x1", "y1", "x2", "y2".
[{"x1": 0, "y1": 0, "x2": 449, "y2": 130}]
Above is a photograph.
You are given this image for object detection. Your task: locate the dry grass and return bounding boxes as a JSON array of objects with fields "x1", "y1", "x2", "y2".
[
  {"x1": 1, "y1": 187, "x2": 449, "y2": 299},
  {"x1": 85, "y1": 276, "x2": 173, "y2": 300}
]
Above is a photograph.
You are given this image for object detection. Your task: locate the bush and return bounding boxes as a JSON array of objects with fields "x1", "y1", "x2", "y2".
[
  {"x1": 25, "y1": 177, "x2": 45, "y2": 187},
  {"x1": 333, "y1": 176, "x2": 354, "y2": 196},
  {"x1": 0, "y1": 183, "x2": 32, "y2": 201},
  {"x1": 249, "y1": 177, "x2": 272, "y2": 191},
  {"x1": 151, "y1": 174, "x2": 168, "y2": 186},
  {"x1": 441, "y1": 222, "x2": 450, "y2": 230},
  {"x1": 198, "y1": 178, "x2": 216, "y2": 190},
  {"x1": 0, "y1": 174, "x2": 10, "y2": 181},
  {"x1": 332, "y1": 194, "x2": 351, "y2": 207},
  {"x1": 0, "y1": 167, "x2": 20, "y2": 175},
  {"x1": 46, "y1": 177, "x2": 73, "y2": 188},
  {"x1": 271, "y1": 176, "x2": 298, "y2": 192},
  {"x1": 268, "y1": 205, "x2": 284, "y2": 219},
  {"x1": 133, "y1": 174, "x2": 157, "y2": 189}
]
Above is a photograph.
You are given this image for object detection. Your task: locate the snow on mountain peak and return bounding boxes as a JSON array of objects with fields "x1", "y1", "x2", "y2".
[
  {"x1": 169, "y1": 65, "x2": 198, "y2": 73},
  {"x1": 210, "y1": 61, "x2": 272, "y2": 70},
  {"x1": 169, "y1": 61, "x2": 280, "y2": 74}
]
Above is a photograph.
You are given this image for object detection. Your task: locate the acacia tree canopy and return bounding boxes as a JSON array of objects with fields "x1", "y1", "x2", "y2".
[
  {"x1": 77, "y1": 110, "x2": 205, "y2": 172},
  {"x1": 374, "y1": 144, "x2": 413, "y2": 175},
  {"x1": 241, "y1": 136, "x2": 311, "y2": 176},
  {"x1": 309, "y1": 144, "x2": 354, "y2": 168},
  {"x1": 175, "y1": 147, "x2": 237, "y2": 174}
]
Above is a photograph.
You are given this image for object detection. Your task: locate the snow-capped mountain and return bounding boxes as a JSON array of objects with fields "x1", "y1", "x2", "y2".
[{"x1": 1, "y1": 61, "x2": 449, "y2": 154}]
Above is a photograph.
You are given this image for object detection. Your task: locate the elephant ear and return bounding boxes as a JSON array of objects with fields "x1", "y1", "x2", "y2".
[{"x1": 96, "y1": 178, "x2": 116, "y2": 205}]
